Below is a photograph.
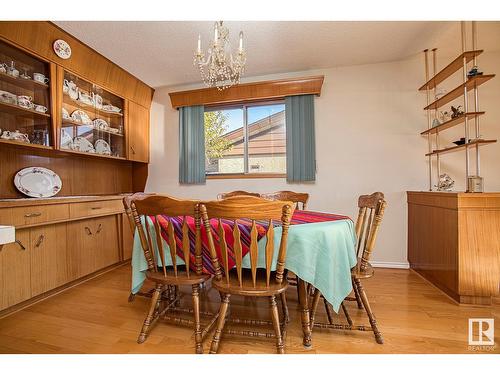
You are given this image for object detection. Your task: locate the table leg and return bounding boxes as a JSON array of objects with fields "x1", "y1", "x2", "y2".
[{"x1": 297, "y1": 278, "x2": 312, "y2": 348}]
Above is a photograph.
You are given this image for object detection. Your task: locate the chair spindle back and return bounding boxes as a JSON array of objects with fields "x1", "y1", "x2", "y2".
[
  {"x1": 123, "y1": 193, "x2": 156, "y2": 234},
  {"x1": 354, "y1": 192, "x2": 387, "y2": 271},
  {"x1": 261, "y1": 191, "x2": 309, "y2": 210},
  {"x1": 200, "y1": 196, "x2": 294, "y2": 288},
  {"x1": 130, "y1": 194, "x2": 202, "y2": 277},
  {"x1": 217, "y1": 190, "x2": 261, "y2": 200}
]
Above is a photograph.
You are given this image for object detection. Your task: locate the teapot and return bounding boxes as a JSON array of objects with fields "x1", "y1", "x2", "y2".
[
  {"x1": 92, "y1": 93, "x2": 103, "y2": 109},
  {"x1": 1, "y1": 130, "x2": 30, "y2": 143},
  {"x1": 63, "y1": 79, "x2": 78, "y2": 99},
  {"x1": 78, "y1": 90, "x2": 94, "y2": 106}
]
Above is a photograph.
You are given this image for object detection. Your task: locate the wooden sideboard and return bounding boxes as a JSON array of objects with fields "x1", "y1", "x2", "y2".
[
  {"x1": 0, "y1": 195, "x2": 133, "y2": 316},
  {"x1": 407, "y1": 191, "x2": 500, "y2": 305}
]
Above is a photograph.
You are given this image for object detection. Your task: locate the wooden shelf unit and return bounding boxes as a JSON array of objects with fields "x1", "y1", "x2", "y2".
[
  {"x1": 420, "y1": 112, "x2": 485, "y2": 135},
  {"x1": 61, "y1": 119, "x2": 124, "y2": 137},
  {"x1": 419, "y1": 50, "x2": 483, "y2": 91},
  {"x1": 425, "y1": 139, "x2": 497, "y2": 156},
  {"x1": 0, "y1": 138, "x2": 53, "y2": 150},
  {"x1": 0, "y1": 71, "x2": 49, "y2": 90},
  {"x1": 420, "y1": 22, "x2": 496, "y2": 192},
  {"x1": 423, "y1": 74, "x2": 495, "y2": 110},
  {"x1": 63, "y1": 94, "x2": 124, "y2": 118}
]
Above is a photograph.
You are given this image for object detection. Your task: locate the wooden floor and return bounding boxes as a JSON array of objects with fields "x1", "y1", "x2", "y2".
[{"x1": 0, "y1": 264, "x2": 498, "y2": 354}]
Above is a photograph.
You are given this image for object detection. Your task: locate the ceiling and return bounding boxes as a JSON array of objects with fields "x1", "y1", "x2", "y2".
[{"x1": 54, "y1": 21, "x2": 485, "y2": 88}]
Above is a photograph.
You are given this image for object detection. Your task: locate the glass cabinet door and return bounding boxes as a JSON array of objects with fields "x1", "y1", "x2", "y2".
[
  {"x1": 0, "y1": 39, "x2": 52, "y2": 147},
  {"x1": 60, "y1": 70, "x2": 125, "y2": 158}
]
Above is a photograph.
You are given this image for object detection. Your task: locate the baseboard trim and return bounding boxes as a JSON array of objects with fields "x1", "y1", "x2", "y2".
[{"x1": 371, "y1": 261, "x2": 410, "y2": 269}]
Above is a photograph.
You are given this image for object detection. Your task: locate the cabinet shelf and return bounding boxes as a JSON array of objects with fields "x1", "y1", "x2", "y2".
[
  {"x1": 0, "y1": 71, "x2": 49, "y2": 90},
  {"x1": 63, "y1": 94, "x2": 123, "y2": 118},
  {"x1": 59, "y1": 148, "x2": 127, "y2": 161},
  {"x1": 425, "y1": 139, "x2": 497, "y2": 156},
  {"x1": 0, "y1": 101, "x2": 51, "y2": 118},
  {"x1": 420, "y1": 112, "x2": 485, "y2": 135},
  {"x1": 0, "y1": 138, "x2": 52, "y2": 150},
  {"x1": 418, "y1": 50, "x2": 483, "y2": 91},
  {"x1": 424, "y1": 74, "x2": 495, "y2": 110},
  {"x1": 61, "y1": 120, "x2": 124, "y2": 137}
]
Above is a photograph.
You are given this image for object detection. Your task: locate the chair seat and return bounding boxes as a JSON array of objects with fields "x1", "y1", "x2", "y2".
[
  {"x1": 351, "y1": 258, "x2": 374, "y2": 279},
  {"x1": 146, "y1": 265, "x2": 211, "y2": 285},
  {"x1": 212, "y1": 268, "x2": 288, "y2": 296}
]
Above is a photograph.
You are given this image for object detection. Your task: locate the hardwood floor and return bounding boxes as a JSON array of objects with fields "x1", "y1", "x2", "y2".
[{"x1": 0, "y1": 264, "x2": 498, "y2": 354}]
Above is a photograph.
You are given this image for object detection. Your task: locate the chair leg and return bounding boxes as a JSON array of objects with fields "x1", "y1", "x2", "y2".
[
  {"x1": 352, "y1": 280, "x2": 363, "y2": 309},
  {"x1": 295, "y1": 275, "x2": 300, "y2": 303},
  {"x1": 341, "y1": 302, "x2": 353, "y2": 326},
  {"x1": 192, "y1": 284, "x2": 203, "y2": 354},
  {"x1": 269, "y1": 295, "x2": 284, "y2": 354},
  {"x1": 354, "y1": 278, "x2": 383, "y2": 344},
  {"x1": 309, "y1": 288, "x2": 322, "y2": 329},
  {"x1": 323, "y1": 298, "x2": 334, "y2": 324},
  {"x1": 280, "y1": 292, "x2": 289, "y2": 323},
  {"x1": 137, "y1": 285, "x2": 161, "y2": 344},
  {"x1": 209, "y1": 293, "x2": 231, "y2": 354}
]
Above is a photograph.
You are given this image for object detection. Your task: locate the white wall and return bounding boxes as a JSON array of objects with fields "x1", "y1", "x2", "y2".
[{"x1": 145, "y1": 38, "x2": 500, "y2": 267}]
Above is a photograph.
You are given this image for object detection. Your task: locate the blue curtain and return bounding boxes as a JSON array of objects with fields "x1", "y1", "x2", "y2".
[
  {"x1": 179, "y1": 105, "x2": 205, "y2": 184},
  {"x1": 285, "y1": 95, "x2": 316, "y2": 182}
]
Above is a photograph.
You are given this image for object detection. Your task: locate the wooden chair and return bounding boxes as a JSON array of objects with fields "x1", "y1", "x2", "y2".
[
  {"x1": 261, "y1": 191, "x2": 309, "y2": 299},
  {"x1": 199, "y1": 196, "x2": 294, "y2": 354},
  {"x1": 261, "y1": 191, "x2": 309, "y2": 210},
  {"x1": 309, "y1": 192, "x2": 387, "y2": 344},
  {"x1": 130, "y1": 194, "x2": 215, "y2": 353},
  {"x1": 217, "y1": 190, "x2": 261, "y2": 200}
]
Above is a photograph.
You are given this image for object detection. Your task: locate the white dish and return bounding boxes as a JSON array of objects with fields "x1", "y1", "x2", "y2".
[
  {"x1": 60, "y1": 129, "x2": 73, "y2": 150},
  {"x1": 14, "y1": 167, "x2": 62, "y2": 198},
  {"x1": 102, "y1": 104, "x2": 121, "y2": 113},
  {"x1": 71, "y1": 109, "x2": 92, "y2": 125},
  {"x1": 92, "y1": 118, "x2": 109, "y2": 130},
  {"x1": 95, "y1": 139, "x2": 111, "y2": 155},
  {"x1": 62, "y1": 107, "x2": 70, "y2": 120},
  {"x1": 73, "y1": 136, "x2": 95, "y2": 153}
]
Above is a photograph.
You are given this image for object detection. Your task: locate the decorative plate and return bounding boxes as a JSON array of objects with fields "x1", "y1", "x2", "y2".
[
  {"x1": 92, "y1": 118, "x2": 109, "y2": 130},
  {"x1": 53, "y1": 39, "x2": 72, "y2": 60},
  {"x1": 60, "y1": 129, "x2": 73, "y2": 149},
  {"x1": 71, "y1": 109, "x2": 92, "y2": 125},
  {"x1": 95, "y1": 139, "x2": 111, "y2": 155},
  {"x1": 14, "y1": 167, "x2": 62, "y2": 198},
  {"x1": 62, "y1": 107, "x2": 70, "y2": 120},
  {"x1": 102, "y1": 104, "x2": 122, "y2": 113},
  {"x1": 73, "y1": 136, "x2": 95, "y2": 153}
]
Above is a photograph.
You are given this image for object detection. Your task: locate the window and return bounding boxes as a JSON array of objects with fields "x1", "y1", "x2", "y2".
[{"x1": 204, "y1": 101, "x2": 286, "y2": 176}]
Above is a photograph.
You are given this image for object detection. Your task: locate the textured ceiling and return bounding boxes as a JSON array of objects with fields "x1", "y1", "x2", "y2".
[{"x1": 54, "y1": 21, "x2": 498, "y2": 88}]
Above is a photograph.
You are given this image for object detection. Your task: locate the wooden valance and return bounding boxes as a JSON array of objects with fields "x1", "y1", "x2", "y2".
[{"x1": 168, "y1": 75, "x2": 324, "y2": 109}]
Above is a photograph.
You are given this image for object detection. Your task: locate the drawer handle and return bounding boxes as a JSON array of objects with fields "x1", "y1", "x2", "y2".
[
  {"x1": 96, "y1": 224, "x2": 103, "y2": 234},
  {"x1": 84, "y1": 226, "x2": 93, "y2": 235},
  {"x1": 91, "y1": 207, "x2": 102, "y2": 210},
  {"x1": 35, "y1": 234, "x2": 45, "y2": 248},
  {"x1": 131, "y1": 146, "x2": 136, "y2": 154},
  {"x1": 15, "y1": 240, "x2": 26, "y2": 250},
  {"x1": 25, "y1": 212, "x2": 42, "y2": 218}
]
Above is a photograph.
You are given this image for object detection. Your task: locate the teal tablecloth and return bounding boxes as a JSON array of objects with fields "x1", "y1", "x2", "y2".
[{"x1": 131, "y1": 216, "x2": 357, "y2": 312}]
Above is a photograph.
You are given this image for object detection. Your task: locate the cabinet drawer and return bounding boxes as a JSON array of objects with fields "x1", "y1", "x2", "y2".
[
  {"x1": 0, "y1": 204, "x2": 70, "y2": 227},
  {"x1": 70, "y1": 200, "x2": 123, "y2": 219}
]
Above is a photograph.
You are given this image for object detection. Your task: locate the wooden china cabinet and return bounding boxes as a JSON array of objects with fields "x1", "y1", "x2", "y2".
[{"x1": 0, "y1": 21, "x2": 154, "y2": 316}]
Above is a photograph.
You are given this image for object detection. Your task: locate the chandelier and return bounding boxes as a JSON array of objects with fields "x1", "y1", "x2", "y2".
[{"x1": 194, "y1": 21, "x2": 246, "y2": 90}]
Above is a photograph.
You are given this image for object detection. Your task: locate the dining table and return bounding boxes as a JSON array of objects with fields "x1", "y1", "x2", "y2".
[{"x1": 130, "y1": 209, "x2": 358, "y2": 347}]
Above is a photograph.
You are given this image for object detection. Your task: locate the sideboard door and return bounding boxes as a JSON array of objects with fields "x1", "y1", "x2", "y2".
[
  {"x1": 127, "y1": 100, "x2": 150, "y2": 163},
  {"x1": 0, "y1": 229, "x2": 31, "y2": 310}
]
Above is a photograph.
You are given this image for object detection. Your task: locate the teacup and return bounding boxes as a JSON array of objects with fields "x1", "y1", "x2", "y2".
[
  {"x1": 0, "y1": 63, "x2": 7, "y2": 74},
  {"x1": 18, "y1": 95, "x2": 33, "y2": 109},
  {"x1": 2, "y1": 130, "x2": 30, "y2": 143},
  {"x1": 33, "y1": 72, "x2": 49, "y2": 84},
  {"x1": 33, "y1": 104, "x2": 48, "y2": 113}
]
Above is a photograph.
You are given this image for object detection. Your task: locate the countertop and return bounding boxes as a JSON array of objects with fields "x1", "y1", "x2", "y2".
[{"x1": 0, "y1": 194, "x2": 130, "y2": 208}]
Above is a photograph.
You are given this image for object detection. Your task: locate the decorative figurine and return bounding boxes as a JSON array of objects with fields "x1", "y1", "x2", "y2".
[
  {"x1": 451, "y1": 105, "x2": 464, "y2": 119},
  {"x1": 436, "y1": 173, "x2": 455, "y2": 191},
  {"x1": 439, "y1": 110, "x2": 451, "y2": 123},
  {"x1": 432, "y1": 118, "x2": 441, "y2": 127},
  {"x1": 467, "y1": 65, "x2": 483, "y2": 79}
]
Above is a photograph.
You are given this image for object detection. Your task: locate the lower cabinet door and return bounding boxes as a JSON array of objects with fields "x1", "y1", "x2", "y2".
[
  {"x1": 94, "y1": 215, "x2": 120, "y2": 270},
  {"x1": 30, "y1": 223, "x2": 70, "y2": 297},
  {"x1": 122, "y1": 213, "x2": 134, "y2": 260},
  {"x1": 0, "y1": 229, "x2": 31, "y2": 310},
  {"x1": 67, "y1": 218, "x2": 97, "y2": 279}
]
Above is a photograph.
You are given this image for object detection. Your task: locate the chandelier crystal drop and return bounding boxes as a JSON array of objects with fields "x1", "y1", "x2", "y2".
[{"x1": 194, "y1": 21, "x2": 246, "y2": 90}]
